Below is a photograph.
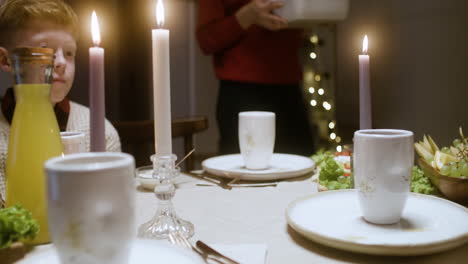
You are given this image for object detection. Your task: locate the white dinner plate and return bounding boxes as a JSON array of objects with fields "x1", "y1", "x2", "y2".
[
  {"x1": 286, "y1": 190, "x2": 468, "y2": 256},
  {"x1": 202, "y1": 153, "x2": 315, "y2": 181},
  {"x1": 17, "y1": 239, "x2": 203, "y2": 264}
]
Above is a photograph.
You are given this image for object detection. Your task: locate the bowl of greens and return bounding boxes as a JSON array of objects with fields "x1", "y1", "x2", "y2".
[{"x1": 415, "y1": 127, "x2": 468, "y2": 205}]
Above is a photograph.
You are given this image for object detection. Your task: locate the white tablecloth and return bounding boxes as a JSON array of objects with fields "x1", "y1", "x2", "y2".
[
  {"x1": 7, "y1": 174, "x2": 467, "y2": 263},
  {"x1": 135, "y1": 174, "x2": 468, "y2": 264}
]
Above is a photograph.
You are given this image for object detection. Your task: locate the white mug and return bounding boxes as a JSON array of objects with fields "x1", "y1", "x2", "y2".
[
  {"x1": 354, "y1": 129, "x2": 414, "y2": 224},
  {"x1": 44, "y1": 152, "x2": 135, "y2": 264},
  {"x1": 238, "y1": 111, "x2": 275, "y2": 170},
  {"x1": 60, "y1": 131, "x2": 85, "y2": 154}
]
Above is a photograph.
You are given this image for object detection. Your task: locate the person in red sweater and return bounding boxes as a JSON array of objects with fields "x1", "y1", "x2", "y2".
[{"x1": 197, "y1": 0, "x2": 315, "y2": 156}]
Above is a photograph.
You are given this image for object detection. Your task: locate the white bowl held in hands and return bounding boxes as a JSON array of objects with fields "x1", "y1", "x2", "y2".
[{"x1": 275, "y1": 0, "x2": 349, "y2": 26}]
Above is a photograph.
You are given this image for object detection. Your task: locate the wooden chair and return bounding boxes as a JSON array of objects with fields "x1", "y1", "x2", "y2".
[{"x1": 113, "y1": 116, "x2": 208, "y2": 171}]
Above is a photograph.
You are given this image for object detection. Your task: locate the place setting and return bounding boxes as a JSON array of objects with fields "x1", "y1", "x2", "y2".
[
  {"x1": 10, "y1": 150, "x2": 244, "y2": 264},
  {"x1": 135, "y1": 111, "x2": 316, "y2": 191},
  {"x1": 201, "y1": 111, "x2": 315, "y2": 182},
  {"x1": 286, "y1": 129, "x2": 468, "y2": 256},
  {"x1": 9, "y1": 152, "x2": 203, "y2": 264}
]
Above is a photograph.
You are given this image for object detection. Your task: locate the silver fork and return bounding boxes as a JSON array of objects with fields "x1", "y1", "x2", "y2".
[{"x1": 168, "y1": 232, "x2": 224, "y2": 264}]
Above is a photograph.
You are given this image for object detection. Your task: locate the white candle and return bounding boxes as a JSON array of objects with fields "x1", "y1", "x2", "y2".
[
  {"x1": 359, "y1": 35, "x2": 372, "y2": 130},
  {"x1": 89, "y1": 11, "x2": 106, "y2": 152},
  {"x1": 152, "y1": 0, "x2": 172, "y2": 155}
]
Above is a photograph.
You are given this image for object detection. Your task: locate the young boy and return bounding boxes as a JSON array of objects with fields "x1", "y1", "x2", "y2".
[{"x1": 0, "y1": 0, "x2": 121, "y2": 197}]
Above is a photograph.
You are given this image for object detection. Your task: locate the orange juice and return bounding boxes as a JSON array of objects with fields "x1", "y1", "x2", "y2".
[{"x1": 6, "y1": 84, "x2": 63, "y2": 244}]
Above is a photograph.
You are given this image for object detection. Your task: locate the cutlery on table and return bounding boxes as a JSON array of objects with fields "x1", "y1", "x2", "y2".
[
  {"x1": 190, "y1": 170, "x2": 278, "y2": 188},
  {"x1": 169, "y1": 232, "x2": 240, "y2": 264},
  {"x1": 175, "y1": 148, "x2": 196, "y2": 168},
  {"x1": 185, "y1": 172, "x2": 232, "y2": 190},
  {"x1": 196, "y1": 183, "x2": 277, "y2": 188},
  {"x1": 196, "y1": 240, "x2": 240, "y2": 264}
]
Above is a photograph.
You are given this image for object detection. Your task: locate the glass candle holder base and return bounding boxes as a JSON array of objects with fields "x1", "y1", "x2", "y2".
[
  {"x1": 137, "y1": 204, "x2": 194, "y2": 239},
  {"x1": 137, "y1": 154, "x2": 194, "y2": 239}
]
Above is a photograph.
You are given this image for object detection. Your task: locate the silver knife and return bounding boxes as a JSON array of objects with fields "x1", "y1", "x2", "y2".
[
  {"x1": 196, "y1": 240, "x2": 240, "y2": 264},
  {"x1": 186, "y1": 172, "x2": 232, "y2": 190}
]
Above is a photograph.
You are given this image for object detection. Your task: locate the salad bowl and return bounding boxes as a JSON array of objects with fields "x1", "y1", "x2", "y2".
[{"x1": 418, "y1": 158, "x2": 468, "y2": 205}]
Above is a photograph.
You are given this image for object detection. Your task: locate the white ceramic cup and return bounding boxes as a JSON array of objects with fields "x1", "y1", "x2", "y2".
[
  {"x1": 238, "y1": 111, "x2": 275, "y2": 170},
  {"x1": 60, "y1": 131, "x2": 85, "y2": 154},
  {"x1": 353, "y1": 129, "x2": 414, "y2": 224},
  {"x1": 44, "y1": 152, "x2": 135, "y2": 264}
]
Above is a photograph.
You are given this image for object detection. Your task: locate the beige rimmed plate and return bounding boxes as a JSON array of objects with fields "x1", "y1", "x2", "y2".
[
  {"x1": 286, "y1": 189, "x2": 468, "y2": 256},
  {"x1": 17, "y1": 239, "x2": 203, "y2": 264},
  {"x1": 201, "y1": 153, "x2": 315, "y2": 181}
]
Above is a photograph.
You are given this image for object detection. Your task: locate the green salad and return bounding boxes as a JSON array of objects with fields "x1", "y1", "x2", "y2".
[
  {"x1": 312, "y1": 150, "x2": 352, "y2": 190},
  {"x1": 411, "y1": 166, "x2": 437, "y2": 195},
  {"x1": 0, "y1": 205, "x2": 39, "y2": 249},
  {"x1": 311, "y1": 149, "x2": 334, "y2": 167},
  {"x1": 312, "y1": 151, "x2": 436, "y2": 194}
]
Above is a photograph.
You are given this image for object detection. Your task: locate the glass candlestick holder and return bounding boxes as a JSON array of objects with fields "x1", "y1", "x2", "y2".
[{"x1": 137, "y1": 154, "x2": 194, "y2": 239}]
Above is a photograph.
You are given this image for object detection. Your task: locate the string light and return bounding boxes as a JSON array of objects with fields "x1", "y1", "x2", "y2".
[
  {"x1": 323, "y1": 101, "x2": 332, "y2": 111},
  {"x1": 310, "y1": 35, "x2": 319, "y2": 44},
  {"x1": 305, "y1": 71, "x2": 314, "y2": 82},
  {"x1": 306, "y1": 33, "x2": 339, "y2": 150},
  {"x1": 310, "y1": 52, "x2": 317, "y2": 59}
]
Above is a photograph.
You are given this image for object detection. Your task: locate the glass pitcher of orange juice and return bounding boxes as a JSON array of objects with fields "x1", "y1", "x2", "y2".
[{"x1": 5, "y1": 47, "x2": 63, "y2": 244}]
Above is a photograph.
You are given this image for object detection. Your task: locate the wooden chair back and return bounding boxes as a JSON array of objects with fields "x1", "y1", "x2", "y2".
[{"x1": 113, "y1": 116, "x2": 208, "y2": 171}]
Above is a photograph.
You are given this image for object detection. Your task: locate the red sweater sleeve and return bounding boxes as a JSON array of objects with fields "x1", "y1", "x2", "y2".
[{"x1": 196, "y1": 0, "x2": 246, "y2": 55}]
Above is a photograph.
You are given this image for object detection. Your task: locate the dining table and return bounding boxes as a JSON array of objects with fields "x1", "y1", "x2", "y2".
[
  {"x1": 4, "y1": 172, "x2": 468, "y2": 263},
  {"x1": 137, "y1": 173, "x2": 468, "y2": 264}
]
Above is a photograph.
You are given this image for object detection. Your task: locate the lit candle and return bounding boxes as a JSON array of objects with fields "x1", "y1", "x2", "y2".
[
  {"x1": 152, "y1": 0, "x2": 172, "y2": 155},
  {"x1": 89, "y1": 11, "x2": 106, "y2": 152},
  {"x1": 359, "y1": 35, "x2": 372, "y2": 130}
]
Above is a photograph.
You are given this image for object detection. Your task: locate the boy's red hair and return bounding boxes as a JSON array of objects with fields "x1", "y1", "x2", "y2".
[{"x1": 0, "y1": 0, "x2": 78, "y2": 48}]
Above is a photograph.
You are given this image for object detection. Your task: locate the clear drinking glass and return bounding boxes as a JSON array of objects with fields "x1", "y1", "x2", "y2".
[{"x1": 60, "y1": 131, "x2": 86, "y2": 154}]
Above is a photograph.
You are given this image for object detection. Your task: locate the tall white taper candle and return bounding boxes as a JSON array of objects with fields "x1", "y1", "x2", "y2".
[{"x1": 152, "y1": 0, "x2": 172, "y2": 155}]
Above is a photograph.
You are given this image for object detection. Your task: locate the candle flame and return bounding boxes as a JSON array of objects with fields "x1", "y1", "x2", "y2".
[
  {"x1": 156, "y1": 0, "x2": 165, "y2": 27},
  {"x1": 362, "y1": 35, "x2": 368, "y2": 54},
  {"x1": 91, "y1": 11, "x2": 101, "y2": 46}
]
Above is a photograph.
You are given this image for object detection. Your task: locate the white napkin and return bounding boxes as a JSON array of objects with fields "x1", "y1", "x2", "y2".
[{"x1": 209, "y1": 243, "x2": 268, "y2": 264}]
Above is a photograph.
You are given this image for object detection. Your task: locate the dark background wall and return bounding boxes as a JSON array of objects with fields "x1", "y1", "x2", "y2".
[
  {"x1": 335, "y1": 0, "x2": 468, "y2": 146},
  {"x1": 66, "y1": 0, "x2": 192, "y2": 121},
  {"x1": 0, "y1": 0, "x2": 466, "y2": 157}
]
